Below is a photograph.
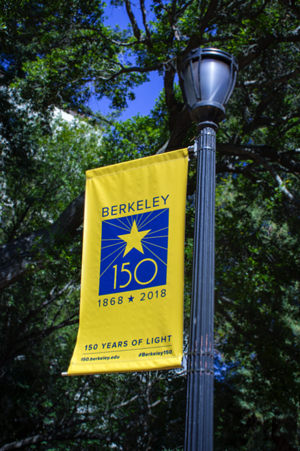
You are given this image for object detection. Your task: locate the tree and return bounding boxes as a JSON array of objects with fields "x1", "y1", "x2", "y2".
[
  {"x1": 0, "y1": 110, "x2": 186, "y2": 451},
  {"x1": 213, "y1": 173, "x2": 300, "y2": 450},
  {"x1": 2, "y1": 0, "x2": 300, "y2": 289},
  {"x1": 1, "y1": 0, "x2": 300, "y2": 449}
]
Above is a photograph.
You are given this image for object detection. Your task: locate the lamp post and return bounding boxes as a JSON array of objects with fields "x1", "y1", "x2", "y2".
[{"x1": 179, "y1": 48, "x2": 238, "y2": 451}]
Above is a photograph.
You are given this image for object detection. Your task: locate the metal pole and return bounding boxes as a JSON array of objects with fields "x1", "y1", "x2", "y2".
[{"x1": 184, "y1": 121, "x2": 217, "y2": 451}]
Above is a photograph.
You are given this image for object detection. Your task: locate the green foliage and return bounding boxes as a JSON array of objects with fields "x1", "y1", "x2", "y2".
[
  {"x1": 213, "y1": 173, "x2": 300, "y2": 450},
  {"x1": 0, "y1": 107, "x2": 187, "y2": 450},
  {"x1": 100, "y1": 114, "x2": 162, "y2": 164}
]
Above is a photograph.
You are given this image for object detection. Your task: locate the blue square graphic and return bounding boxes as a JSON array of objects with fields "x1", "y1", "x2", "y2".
[{"x1": 99, "y1": 209, "x2": 169, "y2": 295}]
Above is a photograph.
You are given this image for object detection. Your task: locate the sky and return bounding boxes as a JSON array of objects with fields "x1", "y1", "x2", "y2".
[{"x1": 88, "y1": 3, "x2": 164, "y2": 121}]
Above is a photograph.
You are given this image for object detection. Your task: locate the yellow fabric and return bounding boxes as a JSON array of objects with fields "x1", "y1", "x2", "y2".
[{"x1": 67, "y1": 148, "x2": 188, "y2": 375}]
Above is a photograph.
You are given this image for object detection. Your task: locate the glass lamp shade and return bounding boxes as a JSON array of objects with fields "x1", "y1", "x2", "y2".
[{"x1": 180, "y1": 48, "x2": 238, "y2": 126}]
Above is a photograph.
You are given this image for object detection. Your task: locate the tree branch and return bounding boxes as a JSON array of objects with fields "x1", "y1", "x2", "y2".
[
  {"x1": 165, "y1": 105, "x2": 192, "y2": 151},
  {"x1": 199, "y1": 0, "x2": 219, "y2": 37},
  {"x1": 0, "y1": 393, "x2": 140, "y2": 451},
  {"x1": 140, "y1": 0, "x2": 152, "y2": 43},
  {"x1": 0, "y1": 316, "x2": 78, "y2": 369},
  {"x1": 0, "y1": 192, "x2": 85, "y2": 291},
  {"x1": 93, "y1": 63, "x2": 161, "y2": 82},
  {"x1": 236, "y1": 66, "x2": 300, "y2": 89},
  {"x1": 279, "y1": 0, "x2": 300, "y2": 20},
  {"x1": 124, "y1": 0, "x2": 142, "y2": 41},
  {"x1": 217, "y1": 144, "x2": 300, "y2": 204},
  {"x1": 217, "y1": 143, "x2": 300, "y2": 174},
  {"x1": 238, "y1": 33, "x2": 300, "y2": 70}
]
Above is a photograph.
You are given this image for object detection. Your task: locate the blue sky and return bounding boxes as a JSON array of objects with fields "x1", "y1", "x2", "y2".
[{"x1": 88, "y1": 3, "x2": 164, "y2": 120}]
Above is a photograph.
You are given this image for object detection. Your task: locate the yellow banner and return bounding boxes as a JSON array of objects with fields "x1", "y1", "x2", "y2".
[{"x1": 67, "y1": 149, "x2": 188, "y2": 375}]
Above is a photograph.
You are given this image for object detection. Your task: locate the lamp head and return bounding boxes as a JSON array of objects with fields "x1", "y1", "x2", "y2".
[{"x1": 180, "y1": 47, "x2": 238, "y2": 128}]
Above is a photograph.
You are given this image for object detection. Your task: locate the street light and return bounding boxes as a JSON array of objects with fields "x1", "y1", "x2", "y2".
[
  {"x1": 179, "y1": 48, "x2": 238, "y2": 451},
  {"x1": 180, "y1": 47, "x2": 238, "y2": 125}
]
